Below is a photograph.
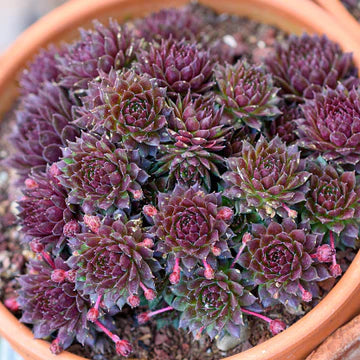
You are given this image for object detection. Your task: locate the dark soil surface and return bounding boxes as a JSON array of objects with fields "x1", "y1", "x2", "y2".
[
  {"x1": 67, "y1": 305, "x2": 296, "y2": 360},
  {"x1": 0, "y1": 3, "x2": 356, "y2": 360},
  {"x1": 190, "y1": 2, "x2": 287, "y2": 65},
  {"x1": 0, "y1": 107, "x2": 27, "y2": 306}
]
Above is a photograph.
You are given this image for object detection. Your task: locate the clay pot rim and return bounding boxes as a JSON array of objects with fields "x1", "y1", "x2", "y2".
[{"x1": 0, "y1": 1, "x2": 360, "y2": 360}]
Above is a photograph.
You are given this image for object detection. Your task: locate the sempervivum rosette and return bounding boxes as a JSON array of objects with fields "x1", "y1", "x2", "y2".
[
  {"x1": 18, "y1": 259, "x2": 89, "y2": 354},
  {"x1": 304, "y1": 161, "x2": 360, "y2": 247},
  {"x1": 223, "y1": 136, "x2": 310, "y2": 218},
  {"x1": 68, "y1": 217, "x2": 158, "y2": 309},
  {"x1": 171, "y1": 268, "x2": 256, "y2": 339},
  {"x1": 215, "y1": 60, "x2": 281, "y2": 130},
  {"x1": 58, "y1": 132, "x2": 148, "y2": 214},
  {"x1": 167, "y1": 93, "x2": 228, "y2": 151},
  {"x1": 136, "y1": 38, "x2": 214, "y2": 97},
  {"x1": 57, "y1": 20, "x2": 139, "y2": 91},
  {"x1": 296, "y1": 87, "x2": 360, "y2": 168},
  {"x1": 18, "y1": 166, "x2": 74, "y2": 252},
  {"x1": 135, "y1": 7, "x2": 203, "y2": 42},
  {"x1": 154, "y1": 148, "x2": 223, "y2": 190},
  {"x1": 9, "y1": 82, "x2": 79, "y2": 178},
  {"x1": 19, "y1": 46, "x2": 62, "y2": 95},
  {"x1": 266, "y1": 34, "x2": 357, "y2": 101},
  {"x1": 222, "y1": 126, "x2": 254, "y2": 158},
  {"x1": 75, "y1": 69, "x2": 168, "y2": 147},
  {"x1": 152, "y1": 185, "x2": 233, "y2": 280},
  {"x1": 154, "y1": 93, "x2": 229, "y2": 189},
  {"x1": 268, "y1": 103, "x2": 302, "y2": 144},
  {"x1": 135, "y1": 7, "x2": 233, "y2": 64},
  {"x1": 239, "y1": 219, "x2": 329, "y2": 308}
]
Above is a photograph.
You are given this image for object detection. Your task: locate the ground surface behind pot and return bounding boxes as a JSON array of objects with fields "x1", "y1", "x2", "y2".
[{"x1": 306, "y1": 314, "x2": 360, "y2": 360}]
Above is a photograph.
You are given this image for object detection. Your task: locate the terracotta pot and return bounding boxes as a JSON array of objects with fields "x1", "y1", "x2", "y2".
[
  {"x1": 306, "y1": 314, "x2": 360, "y2": 360},
  {"x1": 0, "y1": 1, "x2": 360, "y2": 360},
  {"x1": 314, "y1": 0, "x2": 360, "y2": 40}
]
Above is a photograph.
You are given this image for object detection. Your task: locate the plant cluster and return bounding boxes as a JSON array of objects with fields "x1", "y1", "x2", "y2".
[{"x1": 8, "y1": 5, "x2": 360, "y2": 358}]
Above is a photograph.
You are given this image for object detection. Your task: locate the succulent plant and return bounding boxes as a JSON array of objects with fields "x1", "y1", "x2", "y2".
[
  {"x1": 266, "y1": 34, "x2": 357, "y2": 100},
  {"x1": 222, "y1": 126, "x2": 255, "y2": 158},
  {"x1": 67, "y1": 217, "x2": 158, "y2": 309},
  {"x1": 268, "y1": 103, "x2": 301, "y2": 144},
  {"x1": 18, "y1": 259, "x2": 89, "y2": 353},
  {"x1": 57, "y1": 20, "x2": 139, "y2": 91},
  {"x1": 58, "y1": 132, "x2": 148, "y2": 214},
  {"x1": 9, "y1": 82, "x2": 79, "y2": 177},
  {"x1": 18, "y1": 167, "x2": 74, "y2": 252},
  {"x1": 223, "y1": 136, "x2": 310, "y2": 218},
  {"x1": 171, "y1": 268, "x2": 256, "y2": 339},
  {"x1": 154, "y1": 147, "x2": 223, "y2": 190},
  {"x1": 152, "y1": 185, "x2": 232, "y2": 277},
  {"x1": 167, "y1": 92, "x2": 228, "y2": 150},
  {"x1": 153, "y1": 93, "x2": 229, "y2": 189},
  {"x1": 239, "y1": 219, "x2": 330, "y2": 308},
  {"x1": 135, "y1": 7, "x2": 204, "y2": 42},
  {"x1": 136, "y1": 38, "x2": 214, "y2": 97},
  {"x1": 304, "y1": 161, "x2": 360, "y2": 247},
  {"x1": 215, "y1": 60, "x2": 281, "y2": 130},
  {"x1": 75, "y1": 69, "x2": 168, "y2": 147},
  {"x1": 296, "y1": 87, "x2": 360, "y2": 168},
  {"x1": 19, "y1": 46, "x2": 62, "y2": 95}
]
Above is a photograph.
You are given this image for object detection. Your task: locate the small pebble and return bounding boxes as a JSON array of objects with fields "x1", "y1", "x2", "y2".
[
  {"x1": 257, "y1": 40, "x2": 266, "y2": 48},
  {"x1": 0, "y1": 171, "x2": 8, "y2": 186},
  {"x1": 223, "y1": 34, "x2": 237, "y2": 48}
]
